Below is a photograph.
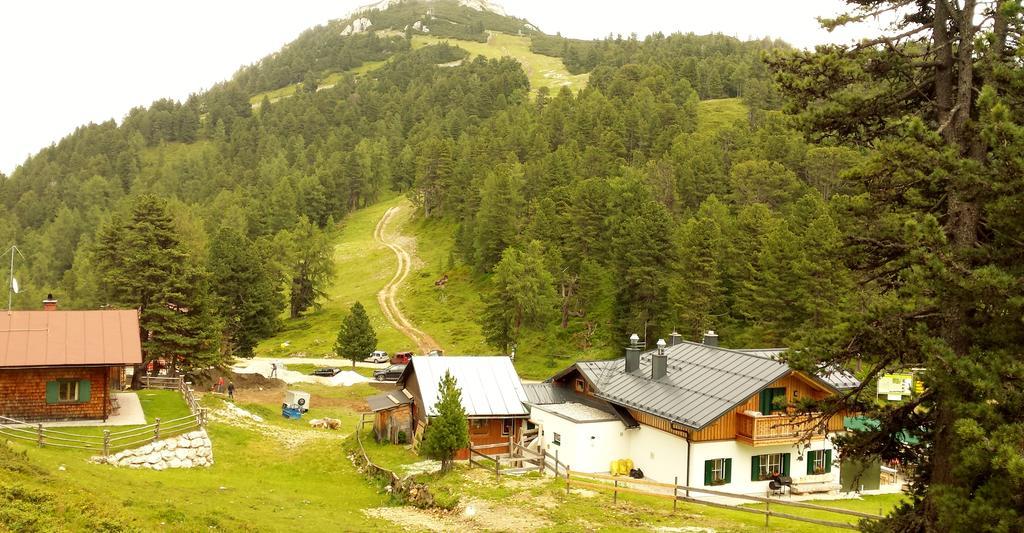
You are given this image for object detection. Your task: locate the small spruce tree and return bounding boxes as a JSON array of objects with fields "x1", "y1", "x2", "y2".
[
  {"x1": 334, "y1": 302, "x2": 377, "y2": 366},
  {"x1": 420, "y1": 371, "x2": 469, "y2": 472}
]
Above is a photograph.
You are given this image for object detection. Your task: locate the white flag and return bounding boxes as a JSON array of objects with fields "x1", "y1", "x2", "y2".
[{"x1": 10, "y1": 277, "x2": 18, "y2": 294}]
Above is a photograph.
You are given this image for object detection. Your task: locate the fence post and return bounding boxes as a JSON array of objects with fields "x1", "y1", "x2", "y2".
[
  {"x1": 673, "y1": 476, "x2": 678, "y2": 512},
  {"x1": 103, "y1": 430, "x2": 111, "y2": 457},
  {"x1": 154, "y1": 418, "x2": 161, "y2": 442},
  {"x1": 555, "y1": 449, "x2": 560, "y2": 477},
  {"x1": 36, "y1": 423, "x2": 44, "y2": 447},
  {"x1": 613, "y1": 479, "x2": 618, "y2": 504},
  {"x1": 538, "y1": 450, "x2": 544, "y2": 474},
  {"x1": 495, "y1": 455, "x2": 501, "y2": 481},
  {"x1": 765, "y1": 494, "x2": 771, "y2": 529},
  {"x1": 566, "y1": 466, "x2": 571, "y2": 495}
]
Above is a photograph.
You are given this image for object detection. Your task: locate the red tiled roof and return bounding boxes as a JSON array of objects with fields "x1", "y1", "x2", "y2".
[{"x1": 0, "y1": 310, "x2": 142, "y2": 368}]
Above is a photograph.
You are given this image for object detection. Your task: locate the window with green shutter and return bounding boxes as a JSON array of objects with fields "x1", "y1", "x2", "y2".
[
  {"x1": 705, "y1": 458, "x2": 731, "y2": 485},
  {"x1": 45, "y1": 381, "x2": 59, "y2": 404},
  {"x1": 754, "y1": 453, "x2": 792, "y2": 480},
  {"x1": 807, "y1": 449, "x2": 831, "y2": 475},
  {"x1": 78, "y1": 380, "x2": 91, "y2": 403},
  {"x1": 758, "y1": 387, "x2": 787, "y2": 415}
]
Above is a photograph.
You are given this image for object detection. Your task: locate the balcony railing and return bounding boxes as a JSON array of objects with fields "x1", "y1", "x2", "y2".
[{"x1": 736, "y1": 411, "x2": 844, "y2": 446}]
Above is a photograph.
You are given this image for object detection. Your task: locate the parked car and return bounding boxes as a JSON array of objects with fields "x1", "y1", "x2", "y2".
[
  {"x1": 374, "y1": 364, "x2": 406, "y2": 382},
  {"x1": 365, "y1": 350, "x2": 389, "y2": 364},
  {"x1": 311, "y1": 367, "x2": 340, "y2": 377},
  {"x1": 391, "y1": 351, "x2": 413, "y2": 364}
]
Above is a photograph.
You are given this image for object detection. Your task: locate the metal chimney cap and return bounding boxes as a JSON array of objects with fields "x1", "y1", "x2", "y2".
[
  {"x1": 629, "y1": 333, "x2": 640, "y2": 345},
  {"x1": 656, "y1": 338, "x2": 667, "y2": 349},
  {"x1": 705, "y1": 330, "x2": 717, "y2": 336}
]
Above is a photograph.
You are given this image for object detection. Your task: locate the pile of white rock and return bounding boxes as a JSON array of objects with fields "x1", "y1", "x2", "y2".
[{"x1": 93, "y1": 430, "x2": 213, "y2": 470}]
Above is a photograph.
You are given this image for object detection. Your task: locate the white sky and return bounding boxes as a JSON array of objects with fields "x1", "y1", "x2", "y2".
[{"x1": 0, "y1": 0, "x2": 876, "y2": 175}]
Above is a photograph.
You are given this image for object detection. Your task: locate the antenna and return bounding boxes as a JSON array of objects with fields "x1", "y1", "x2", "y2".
[{"x1": 4, "y1": 244, "x2": 26, "y2": 313}]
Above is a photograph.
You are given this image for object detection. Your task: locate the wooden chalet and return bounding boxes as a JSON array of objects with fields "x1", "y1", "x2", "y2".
[{"x1": 0, "y1": 298, "x2": 142, "y2": 423}]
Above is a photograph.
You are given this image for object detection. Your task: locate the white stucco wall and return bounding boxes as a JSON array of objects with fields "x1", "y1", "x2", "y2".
[
  {"x1": 530, "y1": 406, "x2": 628, "y2": 473},
  {"x1": 529, "y1": 406, "x2": 842, "y2": 496}
]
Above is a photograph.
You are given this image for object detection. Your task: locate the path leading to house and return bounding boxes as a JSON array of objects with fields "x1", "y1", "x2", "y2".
[{"x1": 374, "y1": 205, "x2": 441, "y2": 354}]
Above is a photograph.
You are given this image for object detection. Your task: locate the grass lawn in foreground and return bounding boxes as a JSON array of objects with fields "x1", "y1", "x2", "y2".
[{"x1": 9, "y1": 384, "x2": 392, "y2": 532}]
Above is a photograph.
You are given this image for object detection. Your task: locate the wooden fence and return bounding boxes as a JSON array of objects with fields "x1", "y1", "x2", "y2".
[
  {"x1": 0, "y1": 375, "x2": 207, "y2": 456},
  {"x1": 0, "y1": 412, "x2": 204, "y2": 456},
  {"x1": 563, "y1": 469, "x2": 883, "y2": 530},
  {"x1": 468, "y1": 440, "x2": 548, "y2": 480},
  {"x1": 139, "y1": 375, "x2": 183, "y2": 390}
]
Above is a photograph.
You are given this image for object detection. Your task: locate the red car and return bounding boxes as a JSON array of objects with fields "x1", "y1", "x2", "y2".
[{"x1": 391, "y1": 351, "x2": 413, "y2": 364}]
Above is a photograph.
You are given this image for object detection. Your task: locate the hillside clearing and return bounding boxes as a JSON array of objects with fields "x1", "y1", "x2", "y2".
[
  {"x1": 412, "y1": 32, "x2": 588, "y2": 93},
  {"x1": 256, "y1": 196, "x2": 414, "y2": 359}
]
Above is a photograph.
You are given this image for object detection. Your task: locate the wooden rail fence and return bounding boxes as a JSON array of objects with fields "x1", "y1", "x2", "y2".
[
  {"x1": 562, "y1": 468, "x2": 882, "y2": 530},
  {"x1": 0, "y1": 375, "x2": 207, "y2": 456}
]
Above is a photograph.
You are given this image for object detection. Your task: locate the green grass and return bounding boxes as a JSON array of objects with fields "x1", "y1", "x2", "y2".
[
  {"x1": 256, "y1": 195, "x2": 413, "y2": 359},
  {"x1": 412, "y1": 32, "x2": 588, "y2": 93},
  {"x1": 283, "y1": 363, "x2": 319, "y2": 375},
  {"x1": 5, "y1": 384, "x2": 393, "y2": 532},
  {"x1": 357, "y1": 429, "x2": 421, "y2": 471},
  {"x1": 421, "y1": 466, "x2": 903, "y2": 532}
]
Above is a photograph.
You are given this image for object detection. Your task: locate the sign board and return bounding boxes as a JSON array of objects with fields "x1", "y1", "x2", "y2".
[{"x1": 877, "y1": 373, "x2": 913, "y2": 399}]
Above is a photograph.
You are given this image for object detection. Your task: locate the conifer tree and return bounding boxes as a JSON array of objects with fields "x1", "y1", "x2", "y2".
[
  {"x1": 208, "y1": 227, "x2": 283, "y2": 358},
  {"x1": 771, "y1": 2, "x2": 1024, "y2": 529},
  {"x1": 93, "y1": 195, "x2": 218, "y2": 384},
  {"x1": 334, "y1": 301, "x2": 377, "y2": 366},
  {"x1": 420, "y1": 370, "x2": 469, "y2": 473},
  {"x1": 285, "y1": 217, "x2": 336, "y2": 318},
  {"x1": 481, "y1": 241, "x2": 556, "y2": 353}
]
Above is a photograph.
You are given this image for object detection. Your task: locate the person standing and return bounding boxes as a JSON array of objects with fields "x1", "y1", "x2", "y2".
[
  {"x1": 227, "y1": 381, "x2": 235, "y2": 400},
  {"x1": 270, "y1": 363, "x2": 278, "y2": 378},
  {"x1": 216, "y1": 376, "x2": 225, "y2": 394}
]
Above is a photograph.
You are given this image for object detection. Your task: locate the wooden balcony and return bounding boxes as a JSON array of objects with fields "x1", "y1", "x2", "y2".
[{"x1": 736, "y1": 411, "x2": 845, "y2": 447}]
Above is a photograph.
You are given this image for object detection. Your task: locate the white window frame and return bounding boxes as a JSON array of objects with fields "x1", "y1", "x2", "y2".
[
  {"x1": 759, "y1": 453, "x2": 782, "y2": 480},
  {"x1": 552, "y1": 432, "x2": 561, "y2": 445},
  {"x1": 812, "y1": 450, "x2": 826, "y2": 474},
  {"x1": 711, "y1": 458, "x2": 727, "y2": 483},
  {"x1": 58, "y1": 381, "x2": 79, "y2": 403}
]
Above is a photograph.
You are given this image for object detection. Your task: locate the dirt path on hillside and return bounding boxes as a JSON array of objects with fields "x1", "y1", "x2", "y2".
[{"x1": 374, "y1": 206, "x2": 441, "y2": 354}]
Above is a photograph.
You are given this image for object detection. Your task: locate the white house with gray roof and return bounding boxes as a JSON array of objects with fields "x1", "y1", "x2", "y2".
[{"x1": 525, "y1": 332, "x2": 859, "y2": 496}]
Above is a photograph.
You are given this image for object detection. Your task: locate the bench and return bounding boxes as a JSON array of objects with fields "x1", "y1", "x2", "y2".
[{"x1": 789, "y1": 473, "x2": 841, "y2": 495}]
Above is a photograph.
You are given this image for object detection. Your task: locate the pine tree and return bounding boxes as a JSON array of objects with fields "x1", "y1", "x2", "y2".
[
  {"x1": 419, "y1": 370, "x2": 469, "y2": 473},
  {"x1": 481, "y1": 241, "x2": 557, "y2": 353},
  {"x1": 771, "y1": 2, "x2": 1024, "y2": 529},
  {"x1": 93, "y1": 195, "x2": 219, "y2": 384},
  {"x1": 285, "y1": 217, "x2": 336, "y2": 318},
  {"x1": 334, "y1": 301, "x2": 377, "y2": 366},
  {"x1": 208, "y1": 227, "x2": 283, "y2": 358}
]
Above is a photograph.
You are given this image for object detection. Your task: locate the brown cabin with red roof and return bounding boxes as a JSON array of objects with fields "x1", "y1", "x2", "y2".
[{"x1": 0, "y1": 297, "x2": 142, "y2": 422}]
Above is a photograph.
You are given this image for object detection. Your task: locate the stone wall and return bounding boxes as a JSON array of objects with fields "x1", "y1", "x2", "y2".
[{"x1": 94, "y1": 430, "x2": 213, "y2": 470}]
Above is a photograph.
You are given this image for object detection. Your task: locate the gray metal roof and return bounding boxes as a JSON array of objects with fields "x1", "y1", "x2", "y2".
[
  {"x1": 523, "y1": 383, "x2": 578, "y2": 405},
  {"x1": 366, "y1": 389, "x2": 414, "y2": 412},
  {"x1": 402, "y1": 356, "x2": 529, "y2": 418},
  {"x1": 575, "y1": 341, "x2": 795, "y2": 430},
  {"x1": 736, "y1": 349, "x2": 861, "y2": 391}
]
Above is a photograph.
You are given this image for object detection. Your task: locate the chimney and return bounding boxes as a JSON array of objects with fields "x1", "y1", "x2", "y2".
[
  {"x1": 702, "y1": 330, "x2": 719, "y2": 347},
  {"x1": 669, "y1": 331, "x2": 683, "y2": 346},
  {"x1": 43, "y1": 293, "x2": 57, "y2": 311},
  {"x1": 651, "y1": 338, "x2": 668, "y2": 380},
  {"x1": 625, "y1": 333, "x2": 641, "y2": 373}
]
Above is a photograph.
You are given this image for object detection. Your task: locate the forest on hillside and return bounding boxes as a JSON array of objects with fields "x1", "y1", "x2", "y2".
[{"x1": 2, "y1": 0, "x2": 1023, "y2": 529}]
